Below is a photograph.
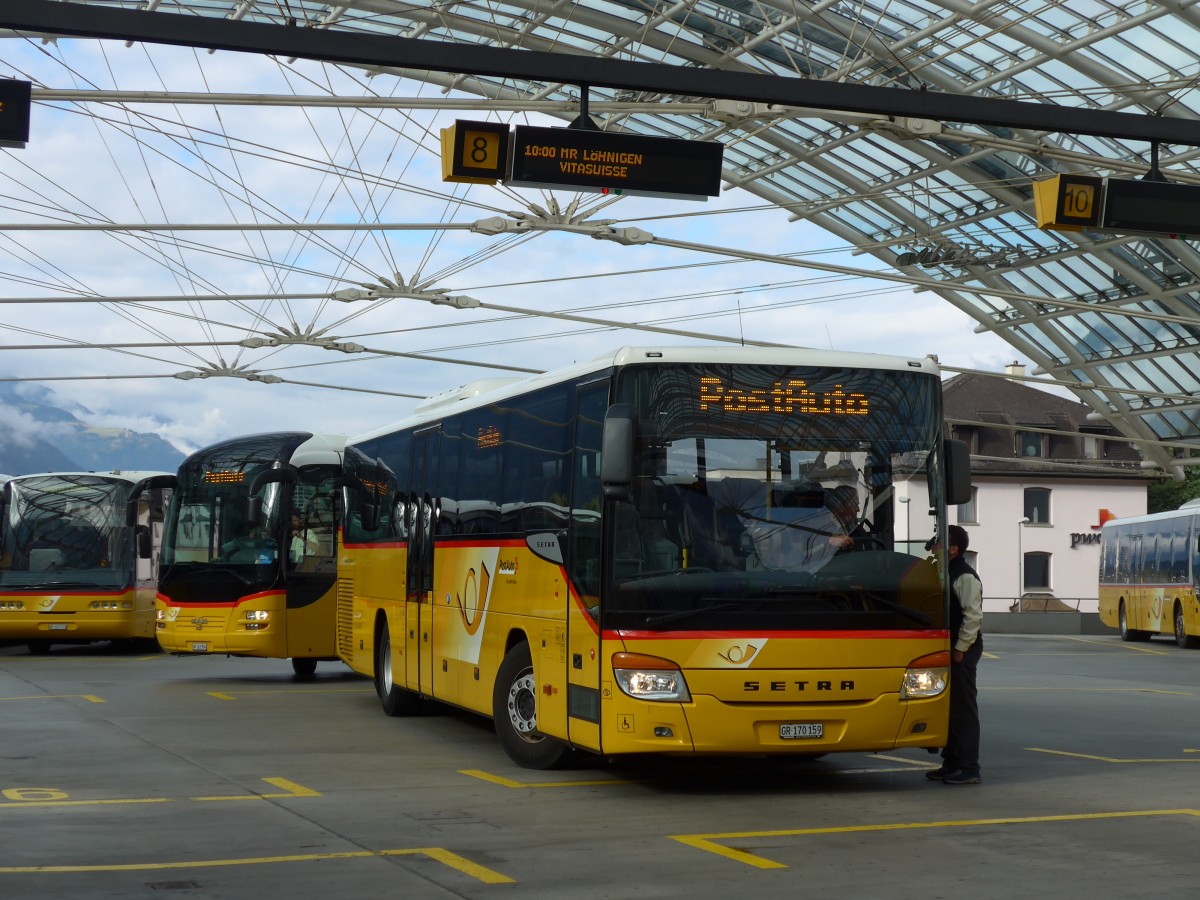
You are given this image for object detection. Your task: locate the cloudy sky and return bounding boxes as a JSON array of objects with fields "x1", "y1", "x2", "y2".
[{"x1": 0, "y1": 33, "x2": 1020, "y2": 456}]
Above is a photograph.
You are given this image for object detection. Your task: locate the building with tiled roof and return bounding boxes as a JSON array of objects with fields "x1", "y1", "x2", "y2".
[{"x1": 932, "y1": 364, "x2": 1151, "y2": 613}]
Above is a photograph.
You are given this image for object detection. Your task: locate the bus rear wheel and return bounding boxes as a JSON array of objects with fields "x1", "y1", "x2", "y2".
[
  {"x1": 375, "y1": 624, "x2": 421, "y2": 716},
  {"x1": 291, "y1": 658, "x2": 318, "y2": 679},
  {"x1": 493, "y1": 641, "x2": 566, "y2": 770},
  {"x1": 1174, "y1": 602, "x2": 1199, "y2": 649}
]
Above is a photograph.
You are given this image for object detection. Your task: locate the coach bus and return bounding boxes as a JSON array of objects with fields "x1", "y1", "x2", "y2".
[
  {"x1": 337, "y1": 346, "x2": 971, "y2": 768},
  {"x1": 155, "y1": 432, "x2": 345, "y2": 677},
  {"x1": 1098, "y1": 502, "x2": 1200, "y2": 648},
  {"x1": 0, "y1": 470, "x2": 173, "y2": 653}
]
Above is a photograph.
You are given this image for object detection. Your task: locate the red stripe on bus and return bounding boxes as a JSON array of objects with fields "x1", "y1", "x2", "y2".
[
  {"x1": 605, "y1": 628, "x2": 949, "y2": 641},
  {"x1": 156, "y1": 589, "x2": 286, "y2": 609}
]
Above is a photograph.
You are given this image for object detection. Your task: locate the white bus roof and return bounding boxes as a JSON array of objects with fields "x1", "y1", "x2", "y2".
[
  {"x1": 290, "y1": 433, "x2": 347, "y2": 468},
  {"x1": 351, "y1": 344, "x2": 941, "y2": 446},
  {"x1": 4, "y1": 470, "x2": 174, "y2": 485}
]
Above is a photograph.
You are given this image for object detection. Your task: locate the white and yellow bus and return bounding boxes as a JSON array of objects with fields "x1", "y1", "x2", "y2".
[
  {"x1": 0, "y1": 470, "x2": 174, "y2": 653},
  {"x1": 1098, "y1": 502, "x2": 1200, "y2": 648},
  {"x1": 338, "y1": 346, "x2": 971, "y2": 767},
  {"x1": 155, "y1": 432, "x2": 345, "y2": 678}
]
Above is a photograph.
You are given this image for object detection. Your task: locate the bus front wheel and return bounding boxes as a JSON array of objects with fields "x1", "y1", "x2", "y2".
[
  {"x1": 375, "y1": 624, "x2": 421, "y2": 716},
  {"x1": 1174, "y1": 602, "x2": 1199, "y2": 649},
  {"x1": 291, "y1": 658, "x2": 318, "y2": 679},
  {"x1": 493, "y1": 641, "x2": 566, "y2": 770},
  {"x1": 1118, "y1": 601, "x2": 1145, "y2": 642}
]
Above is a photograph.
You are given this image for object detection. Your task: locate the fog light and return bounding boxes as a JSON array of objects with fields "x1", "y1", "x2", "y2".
[{"x1": 653, "y1": 726, "x2": 674, "y2": 738}]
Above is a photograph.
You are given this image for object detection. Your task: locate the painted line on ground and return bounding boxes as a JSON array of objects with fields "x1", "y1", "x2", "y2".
[
  {"x1": 0, "y1": 694, "x2": 105, "y2": 703},
  {"x1": 460, "y1": 769, "x2": 634, "y2": 788},
  {"x1": 0, "y1": 777, "x2": 320, "y2": 809},
  {"x1": 0, "y1": 847, "x2": 514, "y2": 883},
  {"x1": 1027, "y1": 747, "x2": 1200, "y2": 764},
  {"x1": 669, "y1": 809, "x2": 1200, "y2": 869},
  {"x1": 206, "y1": 688, "x2": 372, "y2": 701}
]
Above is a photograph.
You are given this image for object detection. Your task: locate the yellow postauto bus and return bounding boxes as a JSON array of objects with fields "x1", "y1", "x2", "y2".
[
  {"x1": 1098, "y1": 501, "x2": 1200, "y2": 648},
  {"x1": 338, "y1": 346, "x2": 971, "y2": 768},
  {"x1": 155, "y1": 432, "x2": 345, "y2": 678},
  {"x1": 0, "y1": 471, "x2": 173, "y2": 653}
]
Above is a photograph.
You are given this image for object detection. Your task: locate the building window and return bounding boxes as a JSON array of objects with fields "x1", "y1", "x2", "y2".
[
  {"x1": 956, "y1": 486, "x2": 978, "y2": 524},
  {"x1": 1024, "y1": 487, "x2": 1050, "y2": 524},
  {"x1": 1017, "y1": 431, "x2": 1043, "y2": 458},
  {"x1": 1023, "y1": 552, "x2": 1051, "y2": 590}
]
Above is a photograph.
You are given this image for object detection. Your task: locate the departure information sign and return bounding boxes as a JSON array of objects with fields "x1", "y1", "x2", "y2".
[
  {"x1": 1102, "y1": 177, "x2": 1200, "y2": 237},
  {"x1": 508, "y1": 125, "x2": 723, "y2": 199},
  {"x1": 0, "y1": 79, "x2": 31, "y2": 148}
]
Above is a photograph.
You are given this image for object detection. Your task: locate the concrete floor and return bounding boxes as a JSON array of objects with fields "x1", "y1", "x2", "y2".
[{"x1": 2, "y1": 632, "x2": 1199, "y2": 899}]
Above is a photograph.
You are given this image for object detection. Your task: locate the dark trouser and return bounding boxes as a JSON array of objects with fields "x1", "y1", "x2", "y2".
[{"x1": 942, "y1": 636, "x2": 982, "y2": 773}]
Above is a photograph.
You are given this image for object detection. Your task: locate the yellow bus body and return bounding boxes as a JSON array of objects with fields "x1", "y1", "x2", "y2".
[
  {"x1": 156, "y1": 587, "x2": 336, "y2": 659},
  {"x1": 1098, "y1": 582, "x2": 1200, "y2": 640},
  {"x1": 1, "y1": 587, "x2": 156, "y2": 643},
  {"x1": 340, "y1": 536, "x2": 949, "y2": 757}
]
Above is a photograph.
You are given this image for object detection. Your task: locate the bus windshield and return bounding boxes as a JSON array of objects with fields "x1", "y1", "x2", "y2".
[
  {"x1": 160, "y1": 434, "x2": 309, "y2": 581},
  {"x1": 0, "y1": 475, "x2": 135, "y2": 589},
  {"x1": 604, "y1": 362, "x2": 947, "y2": 631}
]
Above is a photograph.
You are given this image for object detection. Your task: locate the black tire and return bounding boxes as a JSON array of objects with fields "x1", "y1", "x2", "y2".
[
  {"x1": 27, "y1": 641, "x2": 51, "y2": 655},
  {"x1": 375, "y1": 623, "x2": 421, "y2": 716},
  {"x1": 291, "y1": 657, "x2": 318, "y2": 679},
  {"x1": 1118, "y1": 601, "x2": 1136, "y2": 642},
  {"x1": 1174, "y1": 602, "x2": 1199, "y2": 649},
  {"x1": 492, "y1": 641, "x2": 566, "y2": 769}
]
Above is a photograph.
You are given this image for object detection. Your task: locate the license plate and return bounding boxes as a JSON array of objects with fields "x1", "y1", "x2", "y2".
[
  {"x1": 48, "y1": 623, "x2": 68, "y2": 631},
  {"x1": 191, "y1": 642, "x2": 208, "y2": 652},
  {"x1": 780, "y1": 722, "x2": 823, "y2": 739}
]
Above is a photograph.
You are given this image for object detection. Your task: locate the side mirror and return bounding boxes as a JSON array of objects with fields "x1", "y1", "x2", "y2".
[
  {"x1": 943, "y1": 438, "x2": 972, "y2": 507},
  {"x1": 136, "y1": 524, "x2": 153, "y2": 560},
  {"x1": 125, "y1": 474, "x2": 177, "y2": 527},
  {"x1": 600, "y1": 403, "x2": 636, "y2": 502},
  {"x1": 247, "y1": 466, "x2": 298, "y2": 525}
]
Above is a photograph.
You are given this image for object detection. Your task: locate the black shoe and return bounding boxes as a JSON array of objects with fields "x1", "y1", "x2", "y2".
[
  {"x1": 942, "y1": 768, "x2": 982, "y2": 785},
  {"x1": 925, "y1": 765, "x2": 952, "y2": 781}
]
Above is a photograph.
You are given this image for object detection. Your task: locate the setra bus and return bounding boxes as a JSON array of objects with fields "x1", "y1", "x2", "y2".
[
  {"x1": 155, "y1": 432, "x2": 345, "y2": 677},
  {"x1": 1098, "y1": 501, "x2": 1200, "y2": 648},
  {"x1": 0, "y1": 470, "x2": 174, "y2": 653},
  {"x1": 338, "y1": 346, "x2": 971, "y2": 768}
]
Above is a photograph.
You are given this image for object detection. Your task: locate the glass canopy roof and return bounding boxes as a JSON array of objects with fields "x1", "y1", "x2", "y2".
[{"x1": 3, "y1": 0, "x2": 1200, "y2": 474}]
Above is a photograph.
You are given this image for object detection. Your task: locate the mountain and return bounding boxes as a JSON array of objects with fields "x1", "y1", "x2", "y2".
[{"x1": 0, "y1": 382, "x2": 185, "y2": 476}]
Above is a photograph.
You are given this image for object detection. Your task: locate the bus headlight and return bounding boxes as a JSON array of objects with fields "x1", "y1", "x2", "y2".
[
  {"x1": 612, "y1": 652, "x2": 690, "y2": 702},
  {"x1": 900, "y1": 651, "x2": 950, "y2": 699},
  {"x1": 245, "y1": 610, "x2": 270, "y2": 621}
]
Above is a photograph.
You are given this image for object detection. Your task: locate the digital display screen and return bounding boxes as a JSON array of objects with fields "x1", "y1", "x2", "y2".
[
  {"x1": 203, "y1": 470, "x2": 245, "y2": 484},
  {"x1": 699, "y1": 376, "x2": 869, "y2": 415},
  {"x1": 476, "y1": 426, "x2": 501, "y2": 449}
]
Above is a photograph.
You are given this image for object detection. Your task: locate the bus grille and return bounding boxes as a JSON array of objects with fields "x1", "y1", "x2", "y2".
[{"x1": 336, "y1": 577, "x2": 354, "y2": 660}]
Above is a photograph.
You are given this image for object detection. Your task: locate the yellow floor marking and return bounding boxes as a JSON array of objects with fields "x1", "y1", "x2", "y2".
[
  {"x1": 1027, "y1": 747, "x2": 1200, "y2": 764},
  {"x1": 205, "y1": 688, "x2": 371, "y2": 701},
  {"x1": 459, "y1": 769, "x2": 634, "y2": 788},
  {"x1": 0, "y1": 848, "x2": 514, "y2": 883},
  {"x1": 670, "y1": 809, "x2": 1200, "y2": 869},
  {"x1": 982, "y1": 651, "x2": 1000, "y2": 659},
  {"x1": 2, "y1": 778, "x2": 320, "y2": 809},
  {"x1": 0, "y1": 694, "x2": 105, "y2": 703},
  {"x1": 1064, "y1": 636, "x2": 1168, "y2": 655}
]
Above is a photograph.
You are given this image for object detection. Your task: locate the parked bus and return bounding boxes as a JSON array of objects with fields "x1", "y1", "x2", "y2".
[
  {"x1": 0, "y1": 470, "x2": 173, "y2": 653},
  {"x1": 1098, "y1": 501, "x2": 1200, "y2": 648},
  {"x1": 155, "y1": 432, "x2": 345, "y2": 677},
  {"x1": 337, "y1": 346, "x2": 971, "y2": 767}
]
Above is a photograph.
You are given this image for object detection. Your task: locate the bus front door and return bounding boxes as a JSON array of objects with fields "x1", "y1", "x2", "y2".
[{"x1": 405, "y1": 428, "x2": 437, "y2": 697}]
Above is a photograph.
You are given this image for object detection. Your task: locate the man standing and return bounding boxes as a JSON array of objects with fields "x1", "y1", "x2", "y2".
[{"x1": 927, "y1": 524, "x2": 983, "y2": 785}]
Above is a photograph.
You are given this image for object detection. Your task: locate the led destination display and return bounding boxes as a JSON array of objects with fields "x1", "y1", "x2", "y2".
[{"x1": 508, "y1": 124, "x2": 724, "y2": 198}]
